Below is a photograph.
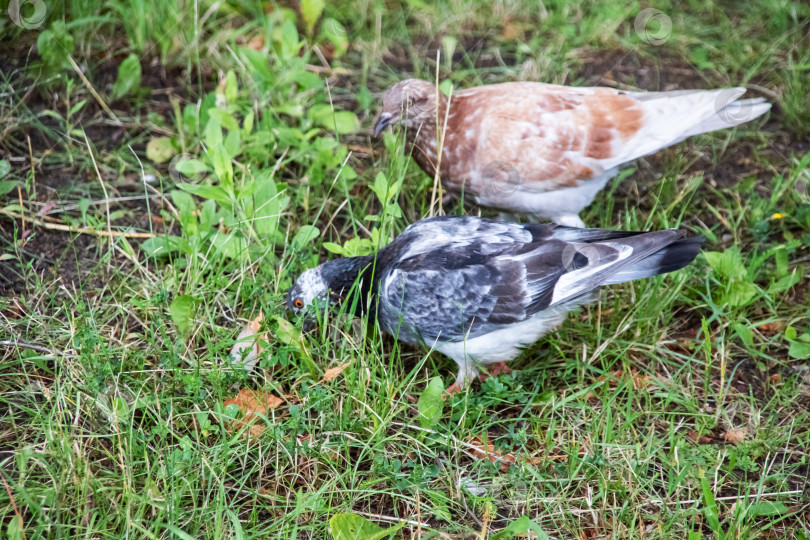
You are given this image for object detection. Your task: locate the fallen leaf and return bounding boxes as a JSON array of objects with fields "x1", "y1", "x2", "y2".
[
  {"x1": 468, "y1": 436, "x2": 516, "y2": 472},
  {"x1": 229, "y1": 312, "x2": 267, "y2": 371},
  {"x1": 246, "y1": 35, "x2": 265, "y2": 51},
  {"x1": 723, "y1": 428, "x2": 746, "y2": 445},
  {"x1": 222, "y1": 388, "x2": 283, "y2": 436},
  {"x1": 688, "y1": 430, "x2": 714, "y2": 445},
  {"x1": 0, "y1": 297, "x2": 25, "y2": 320},
  {"x1": 757, "y1": 321, "x2": 785, "y2": 336},
  {"x1": 318, "y1": 362, "x2": 350, "y2": 383}
]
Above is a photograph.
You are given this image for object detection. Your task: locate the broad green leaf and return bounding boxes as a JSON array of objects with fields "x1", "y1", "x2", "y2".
[
  {"x1": 211, "y1": 143, "x2": 234, "y2": 191},
  {"x1": 199, "y1": 199, "x2": 219, "y2": 231},
  {"x1": 204, "y1": 115, "x2": 223, "y2": 151},
  {"x1": 417, "y1": 377, "x2": 444, "y2": 429},
  {"x1": 146, "y1": 136, "x2": 177, "y2": 163},
  {"x1": 439, "y1": 79, "x2": 454, "y2": 96},
  {"x1": 37, "y1": 22, "x2": 74, "y2": 70},
  {"x1": 7, "y1": 515, "x2": 23, "y2": 540},
  {"x1": 321, "y1": 18, "x2": 348, "y2": 57},
  {"x1": 208, "y1": 109, "x2": 240, "y2": 133},
  {"x1": 700, "y1": 474, "x2": 721, "y2": 534},
  {"x1": 224, "y1": 130, "x2": 241, "y2": 159},
  {"x1": 704, "y1": 249, "x2": 747, "y2": 280},
  {"x1": 171, "y1": 190, "x2": 197, "y2": 236},
  {"x1": 300, "y1": 0, "x2": 325, "y2": 34},
  {"x1": 292, "y1": 225, "x2": 320, "y2": 249},
  {"x1": 788, "y1": 338, "x2": 810, "y2": 360},
  {"x1": 748, "y1": 500, "x2": 789, "y2": 517},
  {"x1": 322, "y1": 242, "x2": 344, "y2": 255},
  {"x1": 175, "y1": 158, "x2": 209, "y2": 178},
  {"x1": 252, "y1": 173, "x2": 287, "y2": 236},
  {"x1": 274, "y1": 316, "x2": 316, "y2": 373},
  {"x1": 0, "y1": 159, "x2": 10, "y2": 179},
  {"x1": 724, "y1": 279, "x2": 757, "y2": 307},
  {"x1": 224, "y1": 70, "x2": 238, "y2": 104},
  {"x1": 329, "y1": 513, "x2": 404, "y2": 540},
  {"x1": 309, "y1": 104, "x2": 360, "y2": 134},
  {"x1": 0, "y1": 180, "x2": 19, "y2": 196},
  {"x1": 492, "y1": 516, "x2": 551, "y2": 540},
  {"x1": 170, "y1": 295, "x2": 198, "y2": 338},
  {"x1": 211, "y1": 231, "x2": 247, "y2": 260},
  {"x1": 141, "y1": 236, "x2": 186, "y2": 257},
  {"x1": 176, "y1": 183, "x2": 231, "y2": 205},
  {"x1": 732, "y1": 322, "x2": 754, "y2": 348},
  {"x1": 112, "y1": 53, "x2": 141, "y2": 99},
  {"x1": 370, "y1": 172, "x2": 390, "y2": 204}
]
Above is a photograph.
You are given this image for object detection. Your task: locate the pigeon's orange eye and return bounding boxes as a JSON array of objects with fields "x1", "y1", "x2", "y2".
[{"x1": 293, "y1": 299, "x2": 304, "y2": 309}]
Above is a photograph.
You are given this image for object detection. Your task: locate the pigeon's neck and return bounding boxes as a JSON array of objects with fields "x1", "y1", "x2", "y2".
[
  {"x1": 322, "y1": 254, "x2": 378, "y2": 317},
  {"x1": 408, "y1": 94, "x2": 451, "y2": 178}
]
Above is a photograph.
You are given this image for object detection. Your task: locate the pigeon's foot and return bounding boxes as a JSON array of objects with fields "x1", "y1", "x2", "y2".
[
  {"x1": 445, "y1": 382, "x2": 464, "y2": 396},
  {"x1": 478, "y1": 361, "x2": 513, "y2": 381}
]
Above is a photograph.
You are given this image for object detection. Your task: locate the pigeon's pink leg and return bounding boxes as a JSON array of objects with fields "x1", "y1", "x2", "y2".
[
  {"x1": 478, "y1": 362, "x2": 513, "y2": 381},
  {"x1": 445, "y1": 382, "x2": 464, "y2": 396}
]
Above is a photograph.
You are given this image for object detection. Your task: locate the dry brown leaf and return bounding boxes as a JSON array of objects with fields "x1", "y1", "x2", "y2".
[
  {"x1": 688, "y1": 430, "x2": 714, "y2": 445},
  {"x1": 757, "y1": 321, "x2": 785, "y2": 336},
  {"x1": 319, "y1": 362, "x2": 350, "y2": 384},
  {"x1": 468, "y1": 436, "x2": 516, "y2": 472},
  {"x1": 222, "y1": 388, "x2": 283, "y2": 437},
  {"x1": 0, "y1": 297, "x2": 25, "y2": 320},
  {"x1": 723, "y1": 428, "x2": 746, "y2": 445},
  {"x1": 246, "y1": 35, "x2": 265, "y2": 51},
  {"x1": 229, "y1": 312, "x2": 267, "y2": 371}
]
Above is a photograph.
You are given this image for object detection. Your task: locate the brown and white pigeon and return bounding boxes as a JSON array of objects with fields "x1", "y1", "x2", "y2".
[
  {"x1": 287, "y1": 216, "x2": 703, "y2": 392},
  {"x1": 374, "y1": 79, "x2": 770, "y2": 227}
]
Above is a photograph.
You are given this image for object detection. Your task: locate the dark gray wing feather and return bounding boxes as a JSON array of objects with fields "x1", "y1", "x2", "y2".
[{"x1": 375, "y1": 217, "x2": 701, "y2": 345}]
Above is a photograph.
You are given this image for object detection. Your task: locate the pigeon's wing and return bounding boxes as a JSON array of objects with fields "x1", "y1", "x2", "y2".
[
  {"x1": 377, "y1": 221, "x2": 702, "y2": 344},
  {"x1": 378, "y1": 238, "x2": 565, "y2": 344},
  {"x1": 446, "y1": 82, "x2": 769, "y2": 193},
  {"x1": 390, "y1": 215, "x2": 540, "y2": 259}
]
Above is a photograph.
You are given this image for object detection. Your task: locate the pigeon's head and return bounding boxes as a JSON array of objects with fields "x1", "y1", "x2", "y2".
[
  {"x1": 375, "y1": 79, "x2": 439, "y2": 136},
  {"x1": 287, "y1": 256, "x2": 374, "y2": 318}
]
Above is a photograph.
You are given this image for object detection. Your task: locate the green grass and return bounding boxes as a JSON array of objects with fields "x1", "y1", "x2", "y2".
[{"x1": 1, "y1": 0, "x2": 809, "y2": 538}]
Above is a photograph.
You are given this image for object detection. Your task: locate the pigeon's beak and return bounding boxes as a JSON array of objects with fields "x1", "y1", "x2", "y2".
[{"x1": 373, "y1": 113, "x2": 393, "y2": 137}]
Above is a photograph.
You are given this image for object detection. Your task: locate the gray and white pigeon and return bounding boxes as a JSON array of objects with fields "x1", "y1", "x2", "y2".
[
  {"x1": 287, "y1": 216, "x2": 703, "y2": 392},
  {"x1": 374, "y1": 79, "x2": 770, "y2": 227}
]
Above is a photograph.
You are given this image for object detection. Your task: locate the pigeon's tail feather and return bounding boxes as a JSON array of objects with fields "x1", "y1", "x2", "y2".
[
  {"x1": 603, "y1": 236, "x2": 705, "y2": 285},
  {"x1": 678, "y1": 96, "x2": 771, "y2": 140},
  {"x1": 609, "y1": 88, "x2": 771, "y2": 169},
  {"x1": 547, "y1": 229, "x2": 703, "y2": 306}
]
